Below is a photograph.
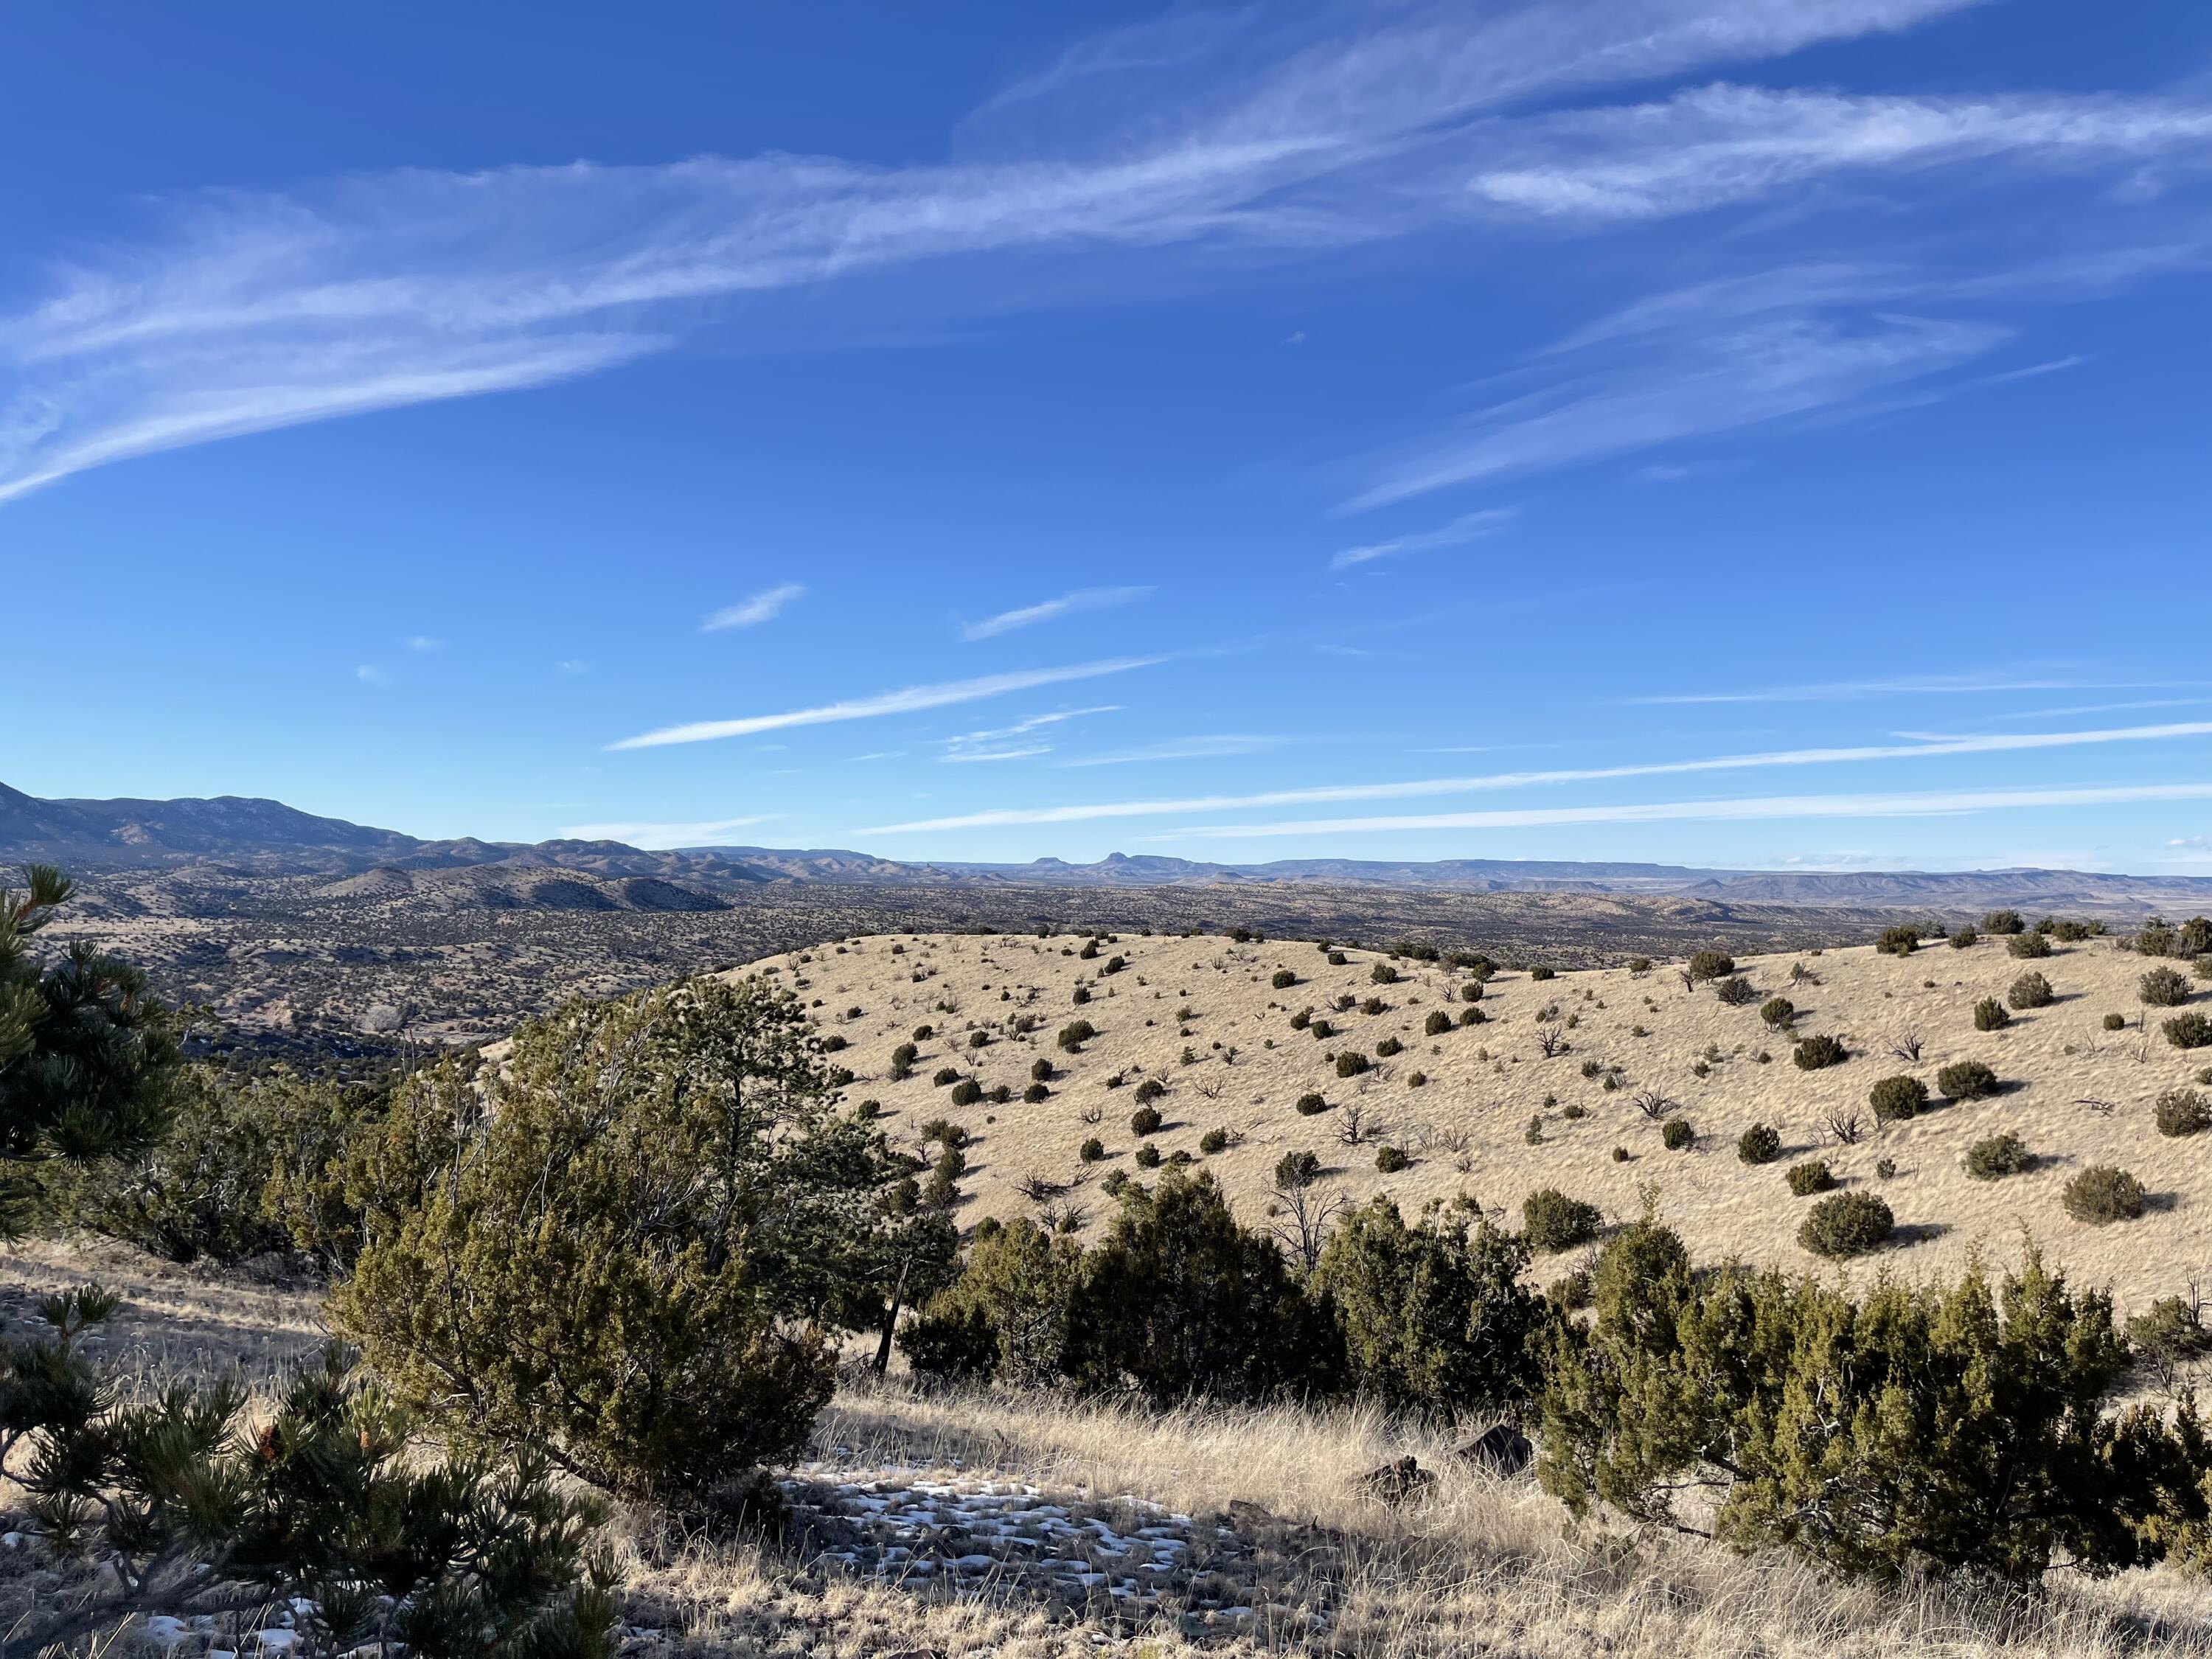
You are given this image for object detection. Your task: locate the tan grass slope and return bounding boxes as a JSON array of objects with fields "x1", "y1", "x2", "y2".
[{"x1": 741, "y1": 927, "x2": 2212, "y2": 1310}]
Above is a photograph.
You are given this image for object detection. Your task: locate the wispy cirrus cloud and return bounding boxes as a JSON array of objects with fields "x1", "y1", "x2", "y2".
[
  {"x1": 557, "y1": 813, "x2": 779, "y2": 849},
  {"x1": 961, "y1": 587, "x2": 1153, "y2": 641},
  {"x1": 703, "y1": 582, "x2": 806, "y2": 631},
  {"x1": 608, "y1": 657, "x2": 1159, "y2": 749},
  {"x1": 1624, "y1": 669, "x2": 2195, "y2": 705},
  {"x1": 14, "y1": 0, "x2": 2140, "y2": 505},
  {"x1": 860, "y1": 719, "x2": 2212, "y2": 832},
  {"x1": 1057, "y1": 734, "x2": 1287, "y2": 767},
  {"x1": 1147, "y1": 782, "x2": 2212, "y2": 841},
  {"x1": 1329, "y1": 508, "x2": 1515, "y2": 569}
]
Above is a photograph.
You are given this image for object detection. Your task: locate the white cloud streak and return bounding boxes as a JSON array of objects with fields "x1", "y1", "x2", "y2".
[
  {"x1": 1626, "y1": 670, "x2": 2188, "y2": 705},
  {"x1": 9, "y1": 0, "x2": 2116, "y2": 504},
  {"x1": 1150, "y1": 782, "x2": 2212, "y2": 840},
  {"x1": 860, "y1": 719, "x2": 2212, "y2": 832},
  {"x1": 1329, "y1": 508, "x2": 1516, "y2": 569},
  {"x1": 703, "y1": 582, "x2": 806, "y2": 631},
  {"x1": 608, "y1": 656, "x2": 1160, "y2": 749},
  {"x1": 558, "y1": 814, "x2": 777, "y2": 848},
  {"x1": 962, "y1": 588, "x2": 1153, "y2": 640}
]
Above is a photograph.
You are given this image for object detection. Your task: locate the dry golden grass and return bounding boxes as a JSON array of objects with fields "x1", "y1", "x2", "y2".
[{"x1": 750, "y1": 929, "x2": 2212, "y2": 1310}]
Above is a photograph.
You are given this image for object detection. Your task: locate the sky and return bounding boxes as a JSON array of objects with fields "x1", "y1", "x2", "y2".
[{"x1": 6, "y1": 0, "x2": 2212, "y2": 874}]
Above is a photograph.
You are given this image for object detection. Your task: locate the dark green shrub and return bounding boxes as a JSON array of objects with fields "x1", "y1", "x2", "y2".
[
  {"x1": 1312, "y1": 1198, "x2": 1541, "y2": 1417},
  {"x1": 1522, "y1": 1189, "x2": 1601, "y2": 1253},
  {"x1": 1877, "y1": 925, "x2": 1919, "y2": 956},
  {"x1": 1023, "y1": 1082, "x2": 1049, "y2": 1104},
  {"x1": 1135, "y1": 1143, "x2": 1162, "y2": 1169},
  {"x1": 1792, "y1": 1034, "x2": 1847, "y2": 1071},
  {"x1": 1459, "y1": 1006, "x2": 1487, "y2": 1026},
  {"x1": 1786, "y1": 1160, "x2": 1836, "y2": 1196},
  {"x1": 1079, "y1": 1137, "x2": 1105, "y2": 1163},
  {"x1": 1408, "y1": 1070, "x2": 1427, "y2": 1088},
  {"x1": 1272, "y1": 968, "x2": 1298, "y2": 990},
  {"x1": 1071, "y1": 984, "x2": 1091, "y2": 1005},
  {"x1": 1950, "y1": 926, "x2": 1978, "y2": 949},
  {"x1": 1981, "y1": 908, "x2": 2025, "y2": 935},
  {"x1": 1275, "y1": 1149, "x2": 1321, "y2": 1189},
  {"x1": 901, "y1": 1218, "x2": 1082, "y2": 1389},
  {"x1": 2063, "y1": 1165, "x2": 2145, "y2": 1224},
  {"x1": 1425, "y1": 1010, "x2": 1453, "y2": 1037},
  {"x1": 2104, "y1": 1012, "x2": 2129, "y2": 1032},
  {"x1": 1798, "y1": 1192, "x2": 1893, "y2": 1258},
  {"x1": 337, "y1": 976, "x2": 885, "y2": 1504},
  {"x1": 2156, "y1": 1088, "x2": 2211, "y2": 1138},
  {"x1": 1715, "y1": 975, "x2": 1759, "y2": 1006},
  {"x1": 1290, "y1": 1007, "x2": 1312, "y2": 1030},
  {"x1": 1130, "y1": 1105, "x2": 1163, "y2": 1135},
  {"x1": 1759, "y1": 996, "x2": 1795, "y2": 1028},
  {"x1": 1134, "y1": 1076, "x2": 1166, "y2": 1104},
  {"x1": 1371, "y1": 961, "x2": 1399, "y2": 985},
  {"x1": 1374, "y1": 1144, "x2": 1409, "y2": 1172},
  {"x1": 1327, "y1": 950, "x2": 1349, "y2": 966},
  {"x1": 1295, "y1": 1091, "x2": 1329, "y2": 1115},
  {"x1": 1199, "y1": 1127, "x2": 1229, "y2": 1154},
  {"x1": 1461, "y1": 978, "x2": 1486, "y2": 1002},
  {"x1": 1310, "y1": 1017, "x2": 1335, "y2": 1040},
  {"x1": 1057, "y1": 1019, "x2": 1096, "y2": 1052},
  {"x1": 2006, "y1": 971, "x2": 2054, "y2": 1010},
  {"x1": 1031, "y1": 1057, "x2": 1054, "y2": 1082},
  {"x1": 1869, "y1": 1074, "x2": 1928, "y2": 1121},
  {"x1": 1964, "y1": 1132, "x2": 2033, "y2": 1180},
  {"x1": 949, "y1": 1078, "x2": 983, "y2": 1107},
  {"x1": 1738, "y1": 1123, "x2": 1781, "y2": 1164},
  {"x1": 967, "y1": 1029, "x2": 990, "y2": 1050},
  {"x1": 2143, "y1": 967, "x2": 2192, "y2": 1007},
  {"x1": 1375, "y1": 1036, "x2": 1403, "y2": 1057},
  {"x1": 1336, "y1": 1051, "x2": 1371, "y2": 1079},
  {"x1": 1688, "y1": 950, "x2": 1735, "y2": 982},
  {"x1": 2008, "y1": 931, "x2": 2053, "y2": 960},
  {"x1": 2163, "y1": 1012, "x2": 2212, "y2": 1050},
  {"x1": 1660, "y1": 1116, "x2": 1694, "y2": 1150},
  {"x1": 1938, "y1": 1059, "x2": 2000, "y2": 1099},
  {"x1": 1974, "y1": 998, "x2": 2012, "y2": 1032},
  {"x1": 1530, "y1": 965, "x2": 1557, "y2": 981},
  {"x1": 1875, "y1": 1157, "x2": 1897, "y2": 1179}
]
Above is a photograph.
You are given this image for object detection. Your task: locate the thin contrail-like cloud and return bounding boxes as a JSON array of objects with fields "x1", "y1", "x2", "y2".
[{"x1": 859, "y1": 719, "x2": 2212, "y2": 832}]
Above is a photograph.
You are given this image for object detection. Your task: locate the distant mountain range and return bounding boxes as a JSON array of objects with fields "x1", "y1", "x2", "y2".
[{"x1": 6, "y1": 779, "x2": 2210, "y2": 914}]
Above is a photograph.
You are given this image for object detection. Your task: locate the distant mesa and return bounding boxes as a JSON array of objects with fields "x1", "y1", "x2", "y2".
[{"x1": 4, "y1": 779, "x2": 2210, "y2": 914}]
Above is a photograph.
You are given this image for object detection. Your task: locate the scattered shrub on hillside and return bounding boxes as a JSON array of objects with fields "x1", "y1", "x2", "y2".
[
  {"x1": 1071, "y1": 985, "x2": 1091, "y2": 1005},
  {"x1": 1875, "y1": 1157, "x2": 1897, "y2": 1179},
  {"x1": 1375, "y1": 1036, "x2": 1403, "y2": 1057},
  {"x1": 1023, "y1": 1082, "x2": 1050, "y2": 1104},
  {"x1": 1759, "y1": 996, "x2": 1795, "y2": 1029},
  {"x1": 949, "y1": 1078, "x2": 983, "y2": 1107},
  {"x1": 1327, "y1": 950, "x2": 1349, "y2": 965},
  {"x1": 1271, "y1": 968, "x2": 1298, "y2": 990},
  {"x1": 1523, "y1": 1188, "x2": 1602, "y2": 1252},
  {"x1": 1964, "y1": 1132, "x2": 2033, "y2": 1180},
  {"x1": 1950, "y1": 925, "x2": 1978, "y2": 948},
  {"x1": 967, "y1": 1030, "x2": 990, "y2": 1050},
  {"x1": 1289, "y1": 1007, "x2": 1312, "y2": 1031},
  {"x1": 2104, "y1": 1012, "x2": 2129, "y2": 1032},
  {"x1": 1459, "y1": 1006, "x2": 1487, "y2": 1026},
  {"x1": 1312, "y1": 1198, "x2": 1542, "y2": 1418},
  {"x1": 1714, "y1": 975, "x2": 1759, "y2": 1006},
  {"x1": 2157, "y1": 1089, "x2": 2211, "y2": 1138},
  {"x1": 1370, "y1": 962, "x2": 1399, "y2": 986},
  {"x1": 1738, "y1": 1123, "x2": 1781, "y2": 1164},
  {"x1": 2165, "y1": 1012, "x2": 2212, "y2": 1050},
  {"x1": 1310, "y1": 1018, "x2": 1336, "y2": 1040},
  {"x1": 1425, "y1": 1010, "x2": 1453, "y2": 1037},
  {"x1": 2007, "y1": 971, "x2": 2055, "y2": 1010},
  {"x1": 1295, "y1": 1091, "x2": 1329, "y2": 1115},
  {"x1": 1079, "y1": 1137, "x2": 1105, "y2": 1163},
  {"x1": 1982, "y1": 908, "x2": 2025, "y2": 936},
  {"x1": 1660, "y1": 1117, "x2": 1694, "y2": 1150},
  {"x1": 1461, "y1": 978, "x2": 1485, "y2": 1002},
  {"x1": 1336, "y1": 1051, "x2": 1371, "y2": 1079},
  {"x1": 1938, "y1": 1058, "x2": 2000, "y2": 1100},
  {"x1": 1786, "y1": 1160, "x2": 1837, "y2": 1196},
  {"x1": 900, "y1": 1218, "x2": 1082, "y2": 1389},
  {"x1": 1199, "y1": 1127, "x2": 1229, "y2": 1154},
  {"x1": 1877, "y1": 925, "x2": 1920, "y2": 956},
  {"x1": 1688, "y1": 950, "x2": 1735, "y2": 983},
  {"x1": 1530, "y1": 966, "x2": 1557, "y2": 981},
  {"x1": 1374, "y1": 1144, "x2": 1409, "y2": 1172},
  {"x1": 1798, "y1": 1192, "x2": 1893, "y2": 1258},
  {"x1": 1974, "y1": 998, "x2": 2012, "y2": 1032},
  {"x1": 1792, "y1": 1034, "x2": 1848, "y2": 1071},
  {"x1": 1869, "y1": 1074, "x2": 1929, "y2": 1121},
  {"x1": 1058, "y1": 1019, "x2": 1096, "y2": 1051},
  {"x1": 2143, "y1": 966, "x2": 2193, "y2": 1007},
  {"x1": 1135, "y1": 1144, "x2": 1162, "y2": 1169},
  {"x1": 2008, "y1": 931, "x2": 2053, "y2": 960},
  {"x1": 2063, "y1": 1165, "x2": 2146, "y2": 1224}
]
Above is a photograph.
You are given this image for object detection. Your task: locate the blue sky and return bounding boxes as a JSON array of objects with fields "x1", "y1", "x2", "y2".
[{"x1": 7, "y1": 0, "x2": 2212, "y2": 873}]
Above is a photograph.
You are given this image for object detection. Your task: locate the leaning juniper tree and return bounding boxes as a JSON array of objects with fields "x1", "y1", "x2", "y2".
[
  {"x1": 0, "y1": 869, "x2": 616, "y2": 1659},
  {"x1": 337, "y1": 973, "x2": 947, "y2": 1521}
]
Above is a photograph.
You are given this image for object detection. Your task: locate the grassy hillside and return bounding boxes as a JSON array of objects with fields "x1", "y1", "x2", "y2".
[{"x1": 757, "y1": 925, "x2": 2212, "y2": 1308}]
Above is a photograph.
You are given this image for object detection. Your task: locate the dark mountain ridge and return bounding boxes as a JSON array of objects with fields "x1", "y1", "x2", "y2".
[{"x1": 7, "y1": 780, "x2": 2209, "y2": 915}]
